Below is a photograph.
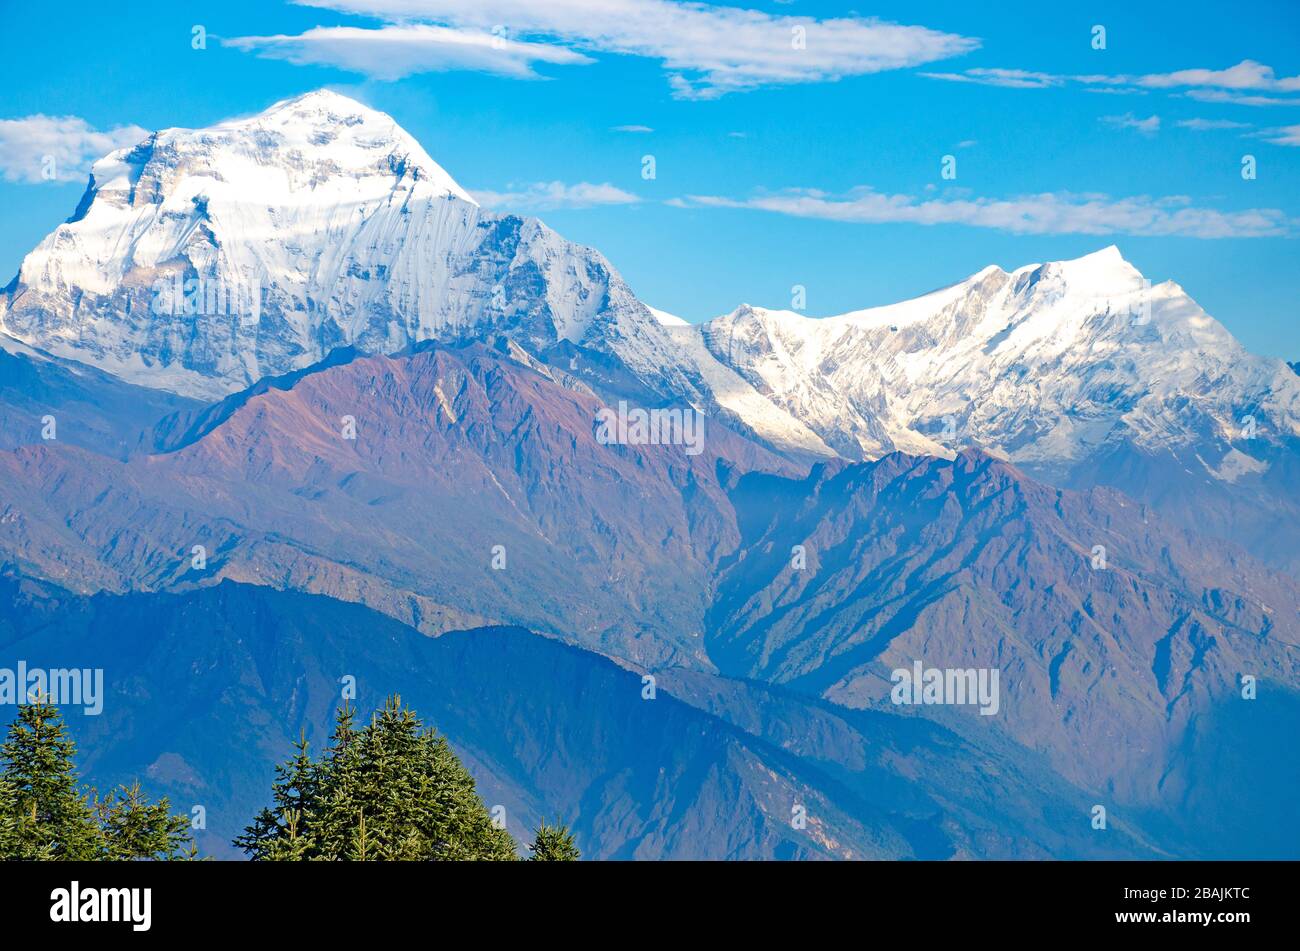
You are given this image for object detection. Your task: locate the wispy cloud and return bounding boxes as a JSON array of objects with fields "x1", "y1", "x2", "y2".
[
  {"x1": 473, "y1": 180, "x2": 642, "y2": 211},
  {"x1": 1081, "y1": 86, "x2": 1148, "y2": 97},
  {"x1": 1176, "y1": 118, "x2": 1252, "y2": 131},
  {"x1": 1100, "y1": 113, "x2": 1160, "y2": 135},
  {"x1": 1129, "y1": 60, "x2": 1300, "y2": 92},
  {"x1": 226, "y1": 23, "x2": 592, "y2": 81},
  {"x1": 672, "y1": 186, "x2": 1290, "y2": 239},
  {"x1": 1183, "y1": 89, "x2": 1300, "y2": 107},
  {"x1": 0, "y1": 115, "x2": 148, "y2": 184},
  {"x1": 926, "y1": 59, "x2": 1300, "y2": 107},
  {"x1": 612, "y1": 124, "x2": 654, "y2": 133},
  {"x1": 239, "y1": 0, "x2": 980, "y2": 98},
  {"x1": 1256, "y1": 124, "x2": 1300, "y2": 147},
  {"x1": 919, "y1": 68, "x2": 1060, "y2": 89}
]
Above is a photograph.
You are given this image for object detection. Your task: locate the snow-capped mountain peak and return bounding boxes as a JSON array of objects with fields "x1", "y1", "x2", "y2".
[
  {"x1": 0, "y1": 90, "x2": 665, "y2": 397},
  {"x1": 204, "y1": 89, "x2": 473, "y2": 204},
  {"x1": 3, "y1": 93, "x2": 1297, "y2": 510},
  {"x1": 1031, "y1": 243, "x2": 1141, "y2": 286},
  {"x1": 80, "y1": 90, "x2": 473, "y2": 232},
  {"x1": 684, "y1": 245, "x2": 1300, "y2": 469}
]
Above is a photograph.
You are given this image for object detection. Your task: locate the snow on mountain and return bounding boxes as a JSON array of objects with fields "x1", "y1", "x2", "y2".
[
  {"x1": 0, "y1": 91, "x2": 848, "y2": 458},
  {"x1": 3, "y1": 89, "x2": 1297, "y2": 488},
  {"x1": 683, "y1": 246, "x2": 1300, "y2": 481},
  {"x1": 647, "y1": 305, "x2": 689, "y2": 327},
  {"x1": 0, "y1": 91, "x2": 688, "y2": 403},
  {"x1": 659, "y1": 319, "x2": 836, "y2": 458}
]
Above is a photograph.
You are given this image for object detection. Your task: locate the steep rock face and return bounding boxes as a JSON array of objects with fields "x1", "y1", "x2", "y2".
[{"x1": 711, "y1": 450, "x2": 1300, "y2": 811}]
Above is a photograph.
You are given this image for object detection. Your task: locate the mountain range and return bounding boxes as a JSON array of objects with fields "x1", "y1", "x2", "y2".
[{"x1": 0, "y1": 90, "x2": 1296, "y2": 859}]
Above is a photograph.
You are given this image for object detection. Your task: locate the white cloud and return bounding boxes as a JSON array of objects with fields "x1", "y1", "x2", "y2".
[
  {"x1": 1182, "y1": 89, "x2": 1300, "y2": 108},
  {"x1": 472, "y1": 180, "x2": 642, "y2": 211},
  {"x1": 226, "y1": 23, "x2": 592, "y2": 81},
  {"x1": 673, "y1": 186, "x2": 1289, "y2": 239},
  {"x1": 1100, "y1": 113, "x2": 1160, "y2": 135},
  {"x1": 1129, "y1": 60, "x2": 1300, "y2": 92},
  {"x1": 612, "y1": 124, "x2": 654, "y2": 133},
  {"x1": 919, "y1": 68, "x2": 1060, "y2": 89},
  {"x1": 258, "y1": 0, "x2": 980, "y2": 97},
  {"x1": 0, "y1": 115, "x2": 148, "y2": 184},
  {"x1": 926, "y1": 59, "x2": 1300, "y2": 107},
  {"x1": 1081, "y1": 86, "x2": 1147, "y2": 96},
  {"x1": 1258, "y1": 124, "x2": 1300, "y2": 147},
  {"x1": 1176, "y1": 118, "x2": 1251, "y2": 131}
]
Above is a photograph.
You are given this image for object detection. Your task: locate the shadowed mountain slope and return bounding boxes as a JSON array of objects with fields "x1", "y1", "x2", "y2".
[{"x1": 0, "y1": 577, "x2": 1175, "y2": 860}]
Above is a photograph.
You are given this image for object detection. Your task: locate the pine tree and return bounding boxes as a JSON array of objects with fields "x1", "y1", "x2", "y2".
[
  {"x1": 529, "y1": 821, "x2": 580, "y2": 861},
  {"x1": 95, "y1": 781, "x2": 194, "y2": 860},
  {"x1": 309, "y1": 704, "x2": 365, "y2": 860},
  {"x1": 318, "y1": 696, "x2": 516, "y2": 860},
  {"x1": 237, "y1": 696, "x2": 521, "y2": 861},
  {"x1": 0, "y1": 775, "x2": 20, "y2": 858},
  {"x1": 233, "y1": 732, "x2": 320, "y2": 860},
  {"x1": 407, "y1": 726, "x2": 517, "y2": 860},
  {"x1": 1, "y1": 701, "x2": 197, "y2": 861},
  {"x1": 0, "y1": 700, "x2": 103, "y2": 859}
]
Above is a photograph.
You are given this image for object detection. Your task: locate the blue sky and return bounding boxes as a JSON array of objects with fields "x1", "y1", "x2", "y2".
[{"x1": 2, "y1": 0, "x2": 1298, "y2": 357}]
